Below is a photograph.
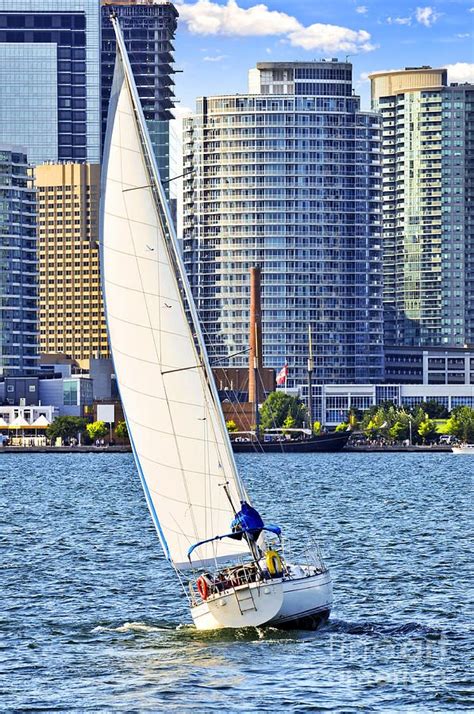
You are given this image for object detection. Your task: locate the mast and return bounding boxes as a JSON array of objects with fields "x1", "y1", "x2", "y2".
[
  {"x1": 307, "y1": 325, "x2": 314, "y2": 429},
  {"x1": 248, "y1": 266, "x2": 263, "y2": 435},
  {"x1": 110, "y1": 15, "x2": 246, "y2": 503}
]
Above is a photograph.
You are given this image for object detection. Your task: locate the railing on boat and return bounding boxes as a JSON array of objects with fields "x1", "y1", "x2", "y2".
[{"x1": 187, "y1": 536, "x2": 328, "y2": 606}]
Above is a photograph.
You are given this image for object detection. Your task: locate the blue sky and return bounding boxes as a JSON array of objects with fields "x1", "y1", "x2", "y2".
[{"x1": 172, "y1": 0, "x2": 474, "y2": 113}]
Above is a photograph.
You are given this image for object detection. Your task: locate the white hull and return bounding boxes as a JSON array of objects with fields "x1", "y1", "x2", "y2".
[
  {"x1": 191, "y1": 570, "x2": 332, "y2": 631},
  {"x1": 452, "y1": 445, "x2": 474, "y2": 454}
]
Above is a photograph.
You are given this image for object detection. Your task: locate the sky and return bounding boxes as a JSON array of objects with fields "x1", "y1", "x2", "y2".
[{"x1": 171, "y1": 0, "x2": 474, "y2": 115}]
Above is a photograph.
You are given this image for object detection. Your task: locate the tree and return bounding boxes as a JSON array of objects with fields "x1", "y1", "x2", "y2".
[
  {"x1": 225, "y1": 419, "x2": 238, "y2": 433},
  {"x1": 47, "y1": 416, "x2": 87, "y2": 444},
  {"x1": 418, "y1": 416, "x2": 437, "y2": 443},
  {"x1": 259, "y1": 391, "x2": 308, "y2": 431},
  {"x1": 446, "y1": 406, "x2": 474, "y2": 443},
  {"x1": 115, "y1": 420, "x2": 129, "y2": 440},
  {"x1": 419, "y1": 400, "x2": 449, "y2": 419},
  {"x1": 361, "y1": 407, "x2": 391, "y2": 439},
  {"x1": 282, "y1": 414, "x2": 296, "y2": 434},
  {"x1": 86, "y1": 420, "x2": 108, "y2": 442},
  {"x1": 348, "y1": 410, "x2": 359, "y2": 430},
  {"x1": 389, "y1": 420, "x2": 408, "y2": 442}
]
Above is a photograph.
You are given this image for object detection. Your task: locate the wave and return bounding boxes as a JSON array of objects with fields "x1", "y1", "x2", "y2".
[
  {"x1": 91, "y1": 620, "x2": 174, "y2": 634},
  {"x1": 325, "y1": 618, "x2": 448, "y2": 639}
]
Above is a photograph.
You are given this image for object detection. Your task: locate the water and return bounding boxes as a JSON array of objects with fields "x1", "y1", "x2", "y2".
[{"x1": 1, "y1": 453, "x2": 472, "y2": 712}]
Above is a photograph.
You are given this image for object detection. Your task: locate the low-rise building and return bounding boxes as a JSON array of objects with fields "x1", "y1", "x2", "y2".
[{"x1": 297, "y1": 382, "x2": 474, "y2": 427}]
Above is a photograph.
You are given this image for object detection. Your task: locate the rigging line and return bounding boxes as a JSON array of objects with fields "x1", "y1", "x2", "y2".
[
  {"x1": 256, "y1": 357, "x2": 286, "y2": 455},
  {"x1": 162, "y1": 364, "x2": 201, "y2": 376},
  {"x1": 198, "y1": 319, "x2": 258, "y2": 462},
  {"x1": 161, "y1": 348, "x2": 250, "y2": 375},
  {"x1": 198, "y1": 319, "x2": 265, "y2": 457},
  {"x1": 117, "y1": 57, "x2": 200, "y2": 543},
  {"x1": 122, "y1": 169, "x2": 195, "y2": 193}
]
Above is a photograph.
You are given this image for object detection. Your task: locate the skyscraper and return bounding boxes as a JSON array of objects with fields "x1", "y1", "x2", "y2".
[
  {"x1": 101, "y1": 0, "x2": 178, "y2": 189},
  {"x1": 35, "y1": 162, "x2": 108, "y2": 367},
  {"x1": 183, "y1": 61, "x2": 384, "y2": 386},
  {"x1": 0, "y1": 146, "x2": 38, "y2": 376},
  {"x1": 370, "y1": 67, "x2": 474, "y2": 347},
  {"x1": 0, "y1": 0, "x2": 101, "y2": 165}
]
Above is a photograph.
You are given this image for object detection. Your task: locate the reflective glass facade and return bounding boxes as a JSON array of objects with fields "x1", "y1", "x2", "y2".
[
  {"x1": 0, "y1": 146, "x2": 38, "y2": 375},
  {"x1": 0, "y1": 44, "x2": 58, "y2": 164},
  {"x1": 183, "y1": 62, "x2": 385, "y2": 386},
  {"x1": 101, "y1": 1, "x2": 178, "y2": 189},
  {"x1": 371, "y1": 69, "x2": 474, "y2": 347},
  {"x1": 0, "y1": 0, "x2": 100, "y2": 164}
]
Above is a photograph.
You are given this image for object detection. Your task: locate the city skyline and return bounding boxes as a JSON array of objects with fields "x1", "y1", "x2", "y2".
[{"x1": 172, "y1": 0, "x2": 474, "y2": 115}]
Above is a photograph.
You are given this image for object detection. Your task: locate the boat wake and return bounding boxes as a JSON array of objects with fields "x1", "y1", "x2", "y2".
[
  {"x1": 326, "y1": 618, "x2": 447, "y2": 639},
  {"x1": 176, "y1": 623, "x2": 295, "y2": 642},
  {"x1": 91, "y1": 621, "x2": 175, "y2": 635}
]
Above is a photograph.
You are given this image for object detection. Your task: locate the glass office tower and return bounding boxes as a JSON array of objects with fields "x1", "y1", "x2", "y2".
[
  {"x1": 183, "y1": 61, "x2": 384, "y2": 386},
  {"x1": 101, "y1": 0, "x2": 178, "y2": 192},
  {"x1": 370, "y1": 67, "x2": 474, "y2": 347},
  {"x1": 0, "y1": 0, "x2": 101, "y2": 165},
  {"x1": 0, "y1": 146, "x2": 38, "y2": 376}
]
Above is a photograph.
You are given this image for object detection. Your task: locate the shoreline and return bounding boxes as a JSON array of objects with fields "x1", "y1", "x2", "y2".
[
  {"x1": 0, "y1": 445, "x2": 454, "y2": 454},
  {"x1": 0, "y1": 445, "x2": 132, "y2": 454}
]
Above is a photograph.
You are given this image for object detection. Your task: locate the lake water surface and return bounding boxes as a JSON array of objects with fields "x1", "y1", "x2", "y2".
[{"x1": 1, "y1": 452, "x2": 472, "y2": 712}]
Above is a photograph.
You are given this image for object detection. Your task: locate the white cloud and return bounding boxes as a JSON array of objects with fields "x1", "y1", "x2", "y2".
[
  {"x1": 203, "y1": 54, "x2": 228, "y2": 61},
  {"x1": 288, "y1": 24, "x2": 375, "y2": 53},
  {"x1": 177, "y1": 0, "x2": 375, "y2": 53},
  {"x1": 444, "y1": 62, "x2": 474, "y2": 84},
  {"x1": 469, "y1": 7, "x2": 474, "y2": 12},
  {"x1": 356, "y1": 5, "x2": 368, "y2": 14},
  {"x1": 177, "y1": 0, "x2": 299, "y2": 36},
  {"x1": 415, "y1": 6, "x2": 441, "y2": 27},
  {"x1": 387, "y1": 16, "x2": 412, "y2": 25}
]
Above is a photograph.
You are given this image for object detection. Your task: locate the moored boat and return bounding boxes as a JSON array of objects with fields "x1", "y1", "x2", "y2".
[
  {"x1": 231, "y1": 428, "x2": 350, "y2": 453},
  {"x1": 452, "y1": 444, "x2": 474, "y2": 454}
]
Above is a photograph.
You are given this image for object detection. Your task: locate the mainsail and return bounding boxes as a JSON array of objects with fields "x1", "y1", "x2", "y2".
[{"x1": 100, "y1": 19, "x2": 250, "y2": 570}]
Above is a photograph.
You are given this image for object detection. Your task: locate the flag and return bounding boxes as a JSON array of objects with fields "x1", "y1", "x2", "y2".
[{"x1": 276, "y1": 362, "x2": 288, "y2": 386}]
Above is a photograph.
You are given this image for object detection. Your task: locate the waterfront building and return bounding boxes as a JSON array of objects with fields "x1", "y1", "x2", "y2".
[
  {"x1": 35, "y1": 162, "x2": 108, "y2": 367},
  {"x1": 101, "y1": 0, "x2": 178, "y2": 192},
  {"x1": 296, "y1": 381, "x2": 474, "y2": 427},
  {"x1": 0, "y1": 146, "x2": 38, "y2": 376},
  {"x1": 384, "y1": 345, "x2": 474, "y2": 385},
  {"x1": 183, "y1": 61, "x2": 384, "y2": 387},
  {"x1": 370, "y1": 67, "x2": 474, "y2": 348},
  {"x1": 0, "y1": 0, "x2": 101, "y2": 165},
  {"x1": 38, "y1": 372, "x2": 93, "y2": 417}
]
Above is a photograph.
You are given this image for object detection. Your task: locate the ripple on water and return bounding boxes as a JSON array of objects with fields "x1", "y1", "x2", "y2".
[{"x1": 1, "y1": 452, "x2": 473, "y2": 711}]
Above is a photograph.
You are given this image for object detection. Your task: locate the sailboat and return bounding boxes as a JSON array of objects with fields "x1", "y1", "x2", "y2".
[{"x1": 100, "y1": 15, "x2": 333, "y2": 630}]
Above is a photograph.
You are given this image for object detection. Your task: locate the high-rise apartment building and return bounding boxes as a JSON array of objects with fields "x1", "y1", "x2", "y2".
[
  {"x1": 35, "y1": 163, "x2": 108, "y2": 367},
  {"x1": 101, "y1": 0, "x2": 178, "y2": 189},
  {"x1": 0, "y1": 0, "x2": 101, "y2": 165},
  {"x1": 0, "y1": 146, "x2": 38, "y2": 376},
  {"x1": 183, "y1": 61, "x2": 384, "y2": 386},
  {"x1": 370, "y1": 67, "x2": 474, "y2": 347}
]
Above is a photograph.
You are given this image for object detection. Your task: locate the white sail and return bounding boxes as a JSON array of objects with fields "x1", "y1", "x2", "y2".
[{"x1": 100, "y1": 30, "x2": 250, "y2": 570}]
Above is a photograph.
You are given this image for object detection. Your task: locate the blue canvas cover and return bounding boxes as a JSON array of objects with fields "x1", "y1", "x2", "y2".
[{"x1": 230, "y1": 501, "x2": 264, "y2": 541}]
